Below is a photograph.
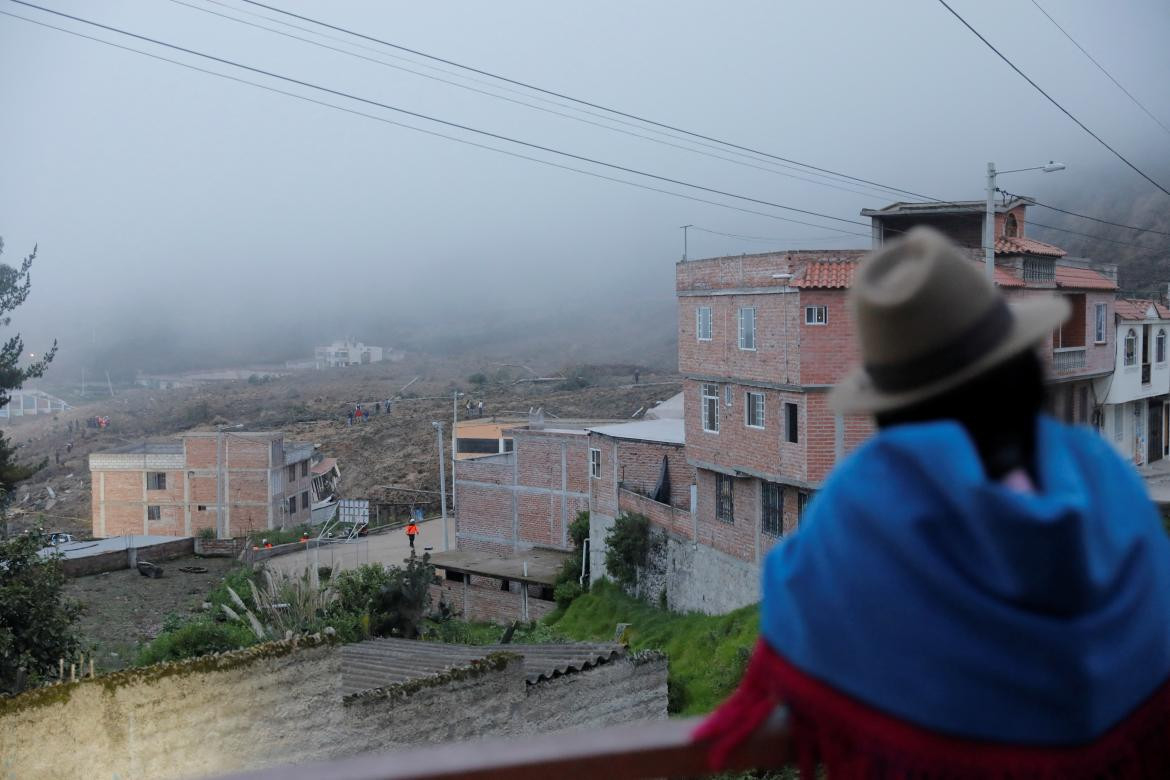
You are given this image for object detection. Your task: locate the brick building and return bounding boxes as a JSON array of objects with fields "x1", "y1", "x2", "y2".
[
  {"x1": 89, "y1": 432, "x2": 317, "y2": 539},
  {"x1": 672, "y1": 197, "x2": 1120, "y2": 610}
]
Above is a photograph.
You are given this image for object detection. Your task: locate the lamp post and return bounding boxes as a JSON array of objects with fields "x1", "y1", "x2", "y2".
[
  {"x1": 432, "y1": 421, "x2": 449, "y2": 551},
  {"x1": 984, "y1": 161, "x2": 1066, "y2": 280}
]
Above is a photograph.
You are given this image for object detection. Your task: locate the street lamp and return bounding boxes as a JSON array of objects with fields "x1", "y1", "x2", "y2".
[
  {"x1": 984, "y1": 161, "x2": 1066, "y2": 280},
  {"x1": 432, "y1": 421, "x2": 449, "y2": 551}
]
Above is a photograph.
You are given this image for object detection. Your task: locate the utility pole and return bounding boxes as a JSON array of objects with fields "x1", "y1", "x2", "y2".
[
  {"x1": 216, "y1": 426, "x2": 225, "y2": 540},
  {"x1": 984, "y1": 162, "x2": 997, "y2": 282},
  {"x1": 451, "y1": 391, "x2": 460, "y2": 522},
  {"x1": 432, "y1": 421, "x2": 449, "y2": 551},
  {"x1": 680, "y1": 224, "x2": 693, "y2": 262}
]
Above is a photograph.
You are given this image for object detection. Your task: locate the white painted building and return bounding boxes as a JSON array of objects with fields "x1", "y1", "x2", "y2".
[
  {"x1": 314, "y1": 340, "x2": 384, "y2": 369},
  {"x1": 1097, "y1": 299, "x2": 1170, "y2": 466}
]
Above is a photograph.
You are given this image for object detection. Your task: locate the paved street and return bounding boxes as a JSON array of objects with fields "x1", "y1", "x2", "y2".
[{"x1": 264, "y1": 516, "x2": 456, "y2": 577}]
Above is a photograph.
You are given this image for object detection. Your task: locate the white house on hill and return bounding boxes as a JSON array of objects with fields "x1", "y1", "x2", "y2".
[{"x1": 1097, "y1": 299, "x2": 1170, "y2": 466}]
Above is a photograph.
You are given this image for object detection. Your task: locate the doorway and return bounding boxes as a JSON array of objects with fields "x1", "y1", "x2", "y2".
[{"x1": 1149, "y1": 400, "x2": 1163, "y2": 464}]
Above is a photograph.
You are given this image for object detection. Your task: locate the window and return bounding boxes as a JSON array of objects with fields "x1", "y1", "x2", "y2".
[
  {"x1": 738, "y1": 307, "x2": 756, "y2": 350},
  {"x1": 724, "y1": 385, "x2": 733, "y2": 406},
  {"x1": 301, "y1": 491, "x2": 310, "y2": 511},
  {"x1": 589, "y1": 448, "x2": 601, "y2": 479},
  {"x1": 797, "y1": 491, "x2": 811, "y2": 524},
  {"x1": 197, "y1": 505, "x2": 207, "y2": 512},
  {"x1": 147, "y1": 505, "x2": 160, "y2": 521},
  {"x1": 1023, "y1": 258, "x2": 1055, "y2": 283},
  {"x1": 302, "y1": 460, "x2": 309, "y2": 478},
  {"x1": 1125, "y1": 329, "x2": 1138, "y2": 366},
  {"x1": 1004, "y1": 213, "x2": 1019, "y2": 238},
  {"x1": 288, "y1": 496, "x2": 297, "y2": 515},
  {"x1": 1158, "y1": 330, "x2": 1167, "y2": 363},
  {"x1": 784, "y1": 402, "x2": 799, "y2": 444},
  {"x1": 761, "y1": 481, "x2": 783, "y2": 536},
  {"x1": 1095, "y1": 303, "x2": 1107, "y2": 344},
  {"x1": 287, "y1": 464, "x2": 297, "y2": 483},
  {"x1": 146, "y1": 472, "x2": 166, "y2": 491},
  {"x1": 702, "y1": 383, "x2": 720, "y2": 433},
  {"x1": 1055, "y1": 294, "x2": 1086, "y2": 349},
  {"x1": 716, "y1": 474, "x2": 734, "y2": 524},
  {"x1": 804, "y1": 305, "x2": 827, "y2": 325},
  {"x1": 458, "y1": 438, "x2": 501, "y2": 454},
  {"x1": 745, "y1": 391, "x2": 765, "y2": 429},
  {"x1": 503, "y1": 439, "x2": 515, "y2": 453},
  {"x1": 1114, "y1": 405, "x2": 1124, "y2": 442},
  {"x1": 696, "y1": 306, "x2": 712, "y2": 341}
]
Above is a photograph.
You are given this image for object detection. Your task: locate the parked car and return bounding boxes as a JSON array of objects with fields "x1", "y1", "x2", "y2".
[{"x1": 48, "y1": 532, "x2": 74, "y2": 546}]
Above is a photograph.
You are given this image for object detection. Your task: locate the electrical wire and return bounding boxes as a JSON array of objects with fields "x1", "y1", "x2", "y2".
[
  {"x1": 936, "y1": 0, "x2": 1170, "y2": 197},
  {"x1": 163, "y1": 0, "x2": 911, "y2": 204},
  {"x1": 1028, "y1": 0, "x2": 1170, "y2": 139},
  {"x1": 228, "y1": 0, "x2": 941, "y2": 203},
  {"x1": 6, "y1": 1, "x2": 877, "y2": 238},
  {"x1": 690, "y1": 227, "x2": 849, "y2": 244},
  {"x1": 208, "y1": 0, "x2": 1170, "y2": 237},
  {"x1": 1026, "y1": 200, "x2": 1170, "y2": 237}
]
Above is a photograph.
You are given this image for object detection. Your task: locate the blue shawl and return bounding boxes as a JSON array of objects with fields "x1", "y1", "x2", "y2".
[{"x1": 761, "y1": 415, "x2": 1170, "y2": 745}]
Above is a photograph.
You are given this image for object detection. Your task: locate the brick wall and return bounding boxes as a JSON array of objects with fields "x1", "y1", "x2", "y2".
[
  {"x1": 618, "y1": 488, "x2": 693, "y2": 541},
  {"x1": 431, "y1": 574, "x2": 557, "y2": 624},
  {"x1": 455, "y1": 429, "x2": 590, "y2": 554}
]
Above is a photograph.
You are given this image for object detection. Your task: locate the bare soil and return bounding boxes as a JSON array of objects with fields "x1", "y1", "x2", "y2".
[{"x1": 64, "y1": 554, "x2": 240, "y2": 671}]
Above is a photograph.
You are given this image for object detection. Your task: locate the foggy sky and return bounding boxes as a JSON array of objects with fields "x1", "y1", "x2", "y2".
[{"x1": 2, "y1": 0, "x2": 1169, "y2": 376}]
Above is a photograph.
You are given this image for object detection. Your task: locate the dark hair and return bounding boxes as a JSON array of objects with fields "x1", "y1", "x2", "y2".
[{"x1": 875, "y1": 350, "x2": 1046, "y2": 482}]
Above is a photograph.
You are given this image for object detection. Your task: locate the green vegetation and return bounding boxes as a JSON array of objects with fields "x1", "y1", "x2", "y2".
[
  {"x1": 547, "y1": 580, "x2": 758, "y2": 715},
  {"x1": 553, "y1": 511, "x2": 590, "y2": 607},
  {"x1": 0, "y1": 531, "x2": 82, "y2": 693},
  {"x1": 246, "y1": 524, "x2": 311, "y2": 546},
  {"x1": 467, "y1": 372, "x2": 487, "y2": 387},
  {"x1": 136, "y1": 620, "x2": 257, "y2": 666},
  {"x1": 422, "y1": 618, "x2": 567, "y2": 645},
  {"x1": 604, "y1": 512, "x2": 653, "y2": 589}
]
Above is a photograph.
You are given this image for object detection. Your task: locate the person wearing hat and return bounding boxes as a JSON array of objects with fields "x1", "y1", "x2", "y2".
[{"x1": 693, "y1": 227, "x2": 1170, "y2": 777}]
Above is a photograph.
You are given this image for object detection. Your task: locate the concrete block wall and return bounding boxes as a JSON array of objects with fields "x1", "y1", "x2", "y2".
[{"x1": 430, "y1": 575, "x2": 557, "y2": 624}]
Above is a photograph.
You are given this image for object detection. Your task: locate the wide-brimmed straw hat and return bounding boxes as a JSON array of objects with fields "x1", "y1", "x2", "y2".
[{"x1": 828, "y1": 226, "x2": 1070, "y2": 414}]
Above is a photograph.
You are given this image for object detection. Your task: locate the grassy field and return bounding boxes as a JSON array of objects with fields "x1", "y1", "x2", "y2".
[{"x1": 547, "y1": 581, "x2": 759, "y2": 715}]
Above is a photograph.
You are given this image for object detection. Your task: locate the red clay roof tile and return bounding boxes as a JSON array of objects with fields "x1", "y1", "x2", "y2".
[
  {"x1": 1055, "y1": 266, "x2": 1117, "y2": 291},
  {"x1": 1115, "y1": 298, "x2": 1170, "y2": 320},
  {"x1": 995, "y1": 236, "x2": 1066, "y2": 257}
]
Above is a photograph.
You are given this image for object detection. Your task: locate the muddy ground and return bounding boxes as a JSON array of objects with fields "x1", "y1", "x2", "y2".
[{"x1": 6, "y1": 354, "x2": 679, "y2": 539}]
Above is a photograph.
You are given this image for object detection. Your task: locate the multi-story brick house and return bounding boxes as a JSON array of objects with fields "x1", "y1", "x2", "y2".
[
  {"x1": 674, "y1": 197, "x2": 1119, "y2": 610},
  {"x1": 89, "y1": 432, "x2": 317, "y2": 539},
  {"x1": 1098, "y1": 299, "x2": 1170, "y2": 465}
]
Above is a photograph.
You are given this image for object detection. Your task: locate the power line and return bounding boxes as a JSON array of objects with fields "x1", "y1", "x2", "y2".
[
  {"x1": 1023, "y1": 201, "x2": 1170, "y2": 238},
  {"x1": 0, "y1": 7, "x2": 870, "y2": 240},
  {"x1": 936, "y1": 0, "x2": 1170, "y2": 197},
  {"x1": 9, "y1": 1, "x2": 878, "y2": 235},
  {"x1": 1028, "y1": 0, "x2": 1170, "y2": 139},
  {"x1": 230, "y1": 0, "x2": 940, "y2": 204},
  {"x1": 163, "y1": 0, "x2": 908, "y2": 203},
  {"x1": 211, "y1": 0, "x2": 1170, "y2": 237}
]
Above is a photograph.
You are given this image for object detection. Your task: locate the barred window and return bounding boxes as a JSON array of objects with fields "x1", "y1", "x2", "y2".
[
  {"x1": 1023, "y1": 258, "x2": 1055, "y2": 283},
  {"x1": 147, "y1": 505, "x2": 161, "y2": 521},
  {"x1": 761, "y1": 482, "x2": 783, "y2": 537},
  {"x1": 738, "y1": 307, "x2": 756, "y2": 350},
  {"x1": 697, "y1": 306, "x2": 713, "y2": 341},
  {"x1": 745, "y1": 391, "x2": 765, "y2": 429},
  {"x1": 716, "y1": 474, "x2": 734, "y2": 524},
  {"x1": 147, "y1": 472, "x2": 166, "y2": 491}
]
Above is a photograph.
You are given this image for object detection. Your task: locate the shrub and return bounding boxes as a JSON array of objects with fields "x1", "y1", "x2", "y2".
[
  {"x1": 553, "y1": 511, "x2": 590, "y2": 607},
  {"x1": 136, "y1": 620, "x2": 256, "y2": 666},
  {"x1": 467, "y1": 373, "x2": 487, "y2": 387},
  {"x1": 604, "y1": 512, "x2": 651, "y2": 589},
  {"x1": 332, "y1": 564, "x2": 395, "y2": 614},
  {"x1": 0, "y1": 531, "x2": 82, "y2": 692},
  {"x1": 197, "y1": 527, "x2": 216, "y2": 541},
  {"x1": 554, "y1": 580, "x2": 583, "y2": 608},
  {"x1": 368, "y1": 554, "x2": 434, "y2": 639}
]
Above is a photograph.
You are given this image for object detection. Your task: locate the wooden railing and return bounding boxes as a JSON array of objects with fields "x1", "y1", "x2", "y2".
[{"x1": 209, "y1": 712, "x2": 790, "y2": 780}]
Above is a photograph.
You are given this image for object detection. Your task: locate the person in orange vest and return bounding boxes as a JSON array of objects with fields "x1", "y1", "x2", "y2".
[{"x1": 405, "y1": 519, "x2": 419, "y2": 553}]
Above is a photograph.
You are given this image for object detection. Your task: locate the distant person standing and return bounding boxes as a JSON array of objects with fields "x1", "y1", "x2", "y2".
[
  {"x1": 477, "y1": 400, "x2": 484, "y2": 418},
  {"x1": 346, "y1": 409, "x2": 354, "y2": 427},
  {"x1": 375, "y1": 401, "x2": 381, "y2": 415},
  {"x1": 465, "y1": 399, "x2": 473, "y2": 417},
  {"x1": 405, "y1": 519, "x2": 419, "y2": 553},
  {"x1": 634, "y1": 369, "x2": 641, "y2": 385}
]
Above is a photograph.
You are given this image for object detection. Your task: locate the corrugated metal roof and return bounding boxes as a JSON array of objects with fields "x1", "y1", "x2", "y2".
[
  {"x1": 995, "y1": 236, "x2": 1066, "y2": 257},
  {"x1": 1115, "y1": 298, "x2": 1170, "y2": 321},
  {"x1": 340, "y1": 637, "x2": 624, "y2": 696},
  {"x1": 1055, "y1": 266, "x2": 1117, "y2": 290}
]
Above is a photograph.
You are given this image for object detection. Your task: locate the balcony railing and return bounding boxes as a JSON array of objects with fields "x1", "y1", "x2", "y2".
[
  {"x1": 209, "y1": 713, "x2": 790, "y2": 780},
  {"x1": 1052, "y1": 347, "x2": 1087, "y2": 372}
]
